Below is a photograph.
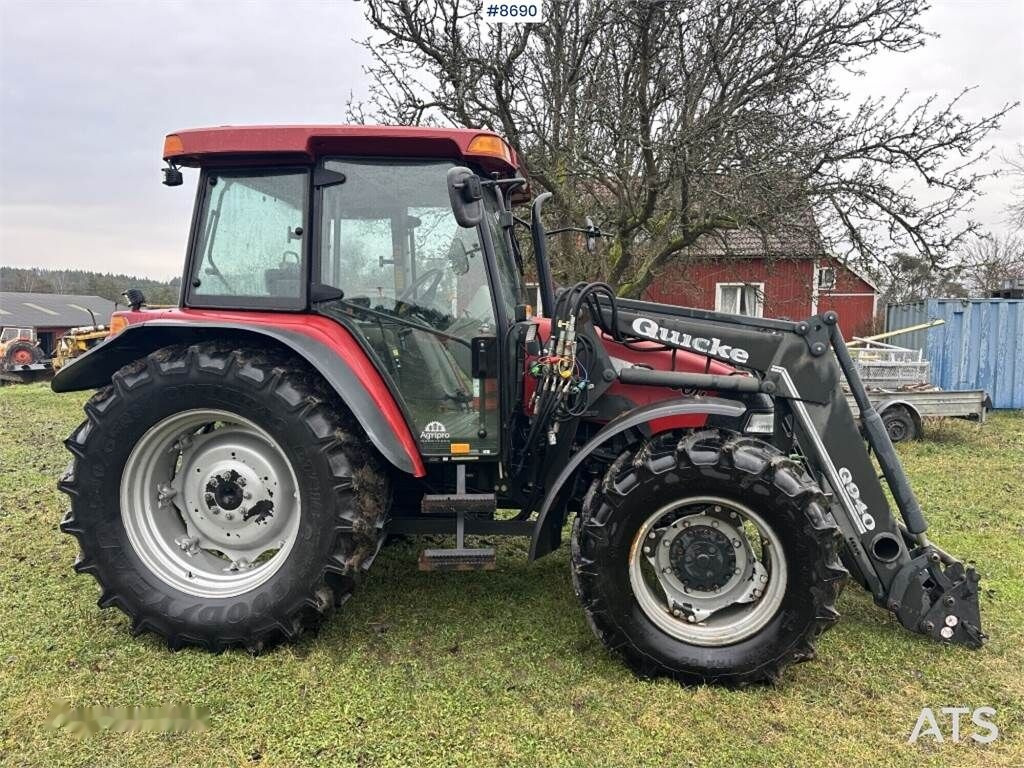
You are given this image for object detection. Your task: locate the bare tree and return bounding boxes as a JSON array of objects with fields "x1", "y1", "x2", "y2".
[
  {"x1": 957, "y1": 233, "x2": 1024, "y2": 295},
  {"x1": 869, "y1": 249, "x2": 966, "y2": 305},
  {"x1": 1006, "y1": 143, "x2": 1024, "y2": 232},
  {"x1": 354, "y1": 0, "x2": 1016, "y2": 297}
]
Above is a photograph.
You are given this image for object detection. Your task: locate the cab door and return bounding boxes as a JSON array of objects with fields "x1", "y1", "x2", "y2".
[{"x1": 315, "y1": 158, "x2": 503, "y2": 460}]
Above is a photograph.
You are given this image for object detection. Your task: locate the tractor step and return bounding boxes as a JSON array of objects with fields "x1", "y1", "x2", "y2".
[
  {"x1": 418, "y1": 465, "x2": 498, "y2": 571},
  {"x1": 419, "y1": 547, "x2": 496, "y2": 572},
  {"x1": 420, "y1": 463, "x2": 496, "y2": 517},
  {"x1": 420, "y1": 492, "x2": 496, "y2": 516}
]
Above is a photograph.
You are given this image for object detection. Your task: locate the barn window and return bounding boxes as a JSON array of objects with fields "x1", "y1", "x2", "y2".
[{"x1": 715, "y1": 282, "x2": 764, "y2": 317}]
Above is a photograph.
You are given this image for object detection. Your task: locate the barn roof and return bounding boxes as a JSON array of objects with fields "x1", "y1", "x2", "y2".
[
  {"x1": 686, "y1": 227, "x2": 818, "y2": 257},
  {"x1": 0, "y1": 292, "x2": 116, "y2": 328},
  {"x1": 684, "y1": 207, "x2": 823, "y2": 258}
]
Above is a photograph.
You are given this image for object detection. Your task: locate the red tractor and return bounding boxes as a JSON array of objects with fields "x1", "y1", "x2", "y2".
[{"x1": 53, "y1": 125, "x2": 983, "y2": 684}]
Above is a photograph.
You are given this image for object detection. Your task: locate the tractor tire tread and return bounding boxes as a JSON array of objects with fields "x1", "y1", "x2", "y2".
[{"x1": 58, "y1": 341, "x2": 390, "y2": 653}]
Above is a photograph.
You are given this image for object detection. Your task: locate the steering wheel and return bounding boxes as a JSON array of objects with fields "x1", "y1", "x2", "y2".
[{"x1": 397, "y1": 268, "x2": 445, "y2": 307}]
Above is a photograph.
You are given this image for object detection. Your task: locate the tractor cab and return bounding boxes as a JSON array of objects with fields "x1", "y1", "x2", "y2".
[{"x1": 168, "y1": 126, "x2": 526, "y2": 461}]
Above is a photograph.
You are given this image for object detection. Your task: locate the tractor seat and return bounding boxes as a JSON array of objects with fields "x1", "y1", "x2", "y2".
[{"x1": 264, "y1": 260, "x2": 300, "y2": 298}]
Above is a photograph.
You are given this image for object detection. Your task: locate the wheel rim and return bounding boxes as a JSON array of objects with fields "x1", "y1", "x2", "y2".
[
  {"x1": 11, "y1": 348, "x2": 33, "y2": 365},
  {"x1": 886, "y1": 417, "x2": 908, "y2": 442},
  {"x1": 120, "y1": 409, "x2": 300, "y2": 598},
  {"x1": 628, "y1": 496, "x2": 787, "y2": 646}
]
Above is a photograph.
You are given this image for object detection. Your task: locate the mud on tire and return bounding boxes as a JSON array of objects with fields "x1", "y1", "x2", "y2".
[
  {"x1": 571, "y1": 429, "x2": 848, "y2": 685},
  {"x1": 59, "y1": 342, "x2": 390, "y2": 652}
]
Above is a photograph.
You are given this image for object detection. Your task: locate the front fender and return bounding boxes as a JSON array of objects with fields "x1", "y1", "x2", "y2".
[
  {"x1": 528, "y1": 397, "x2": 747, "y2": 559},
  {"x1": 52, "y1": 319, "x2": 425, "y2": 476}
]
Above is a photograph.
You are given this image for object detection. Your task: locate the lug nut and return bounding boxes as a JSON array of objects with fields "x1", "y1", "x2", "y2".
[
  {"x1": 642, "y1": 546, "x2": 651, "y2": 555},
  {"x1": 648, "y1": 531, "x2": 656, "y2": 540},
  {"x1": 940, "y1": 626, "x2": 954, "y2": 639},
  {"x1": 732, "y1": 539, "x2": 741, "y2": 548},
  {"x1": 945, "y1": 615, "x2": 959, "y2": 627}
]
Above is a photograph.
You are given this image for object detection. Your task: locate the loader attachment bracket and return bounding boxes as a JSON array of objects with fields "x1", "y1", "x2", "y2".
[{"x1": 889, "y1": 548, "x2": 985, "y2": 648}]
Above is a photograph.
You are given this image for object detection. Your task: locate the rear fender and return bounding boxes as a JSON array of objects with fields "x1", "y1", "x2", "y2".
[
  {"x1": 51, "y1": 320, "x2": 426, "y2": 476},
  {"x1": 529, "y1": 398, "x2": 747, "y2": 559}
]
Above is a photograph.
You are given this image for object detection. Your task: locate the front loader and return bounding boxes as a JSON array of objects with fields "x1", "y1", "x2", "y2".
[{"x1": 52, "y1": 125, "x2": 983, "y2": 684}]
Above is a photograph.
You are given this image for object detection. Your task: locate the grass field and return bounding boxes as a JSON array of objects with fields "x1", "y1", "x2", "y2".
[{"x1": 1, "y1": 382, "x2": 1022, "y2": 767}]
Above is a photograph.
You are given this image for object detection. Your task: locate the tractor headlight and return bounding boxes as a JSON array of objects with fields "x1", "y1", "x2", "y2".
[{"x1": 744, "y1": 412, "x2": 774, "y2": 435}]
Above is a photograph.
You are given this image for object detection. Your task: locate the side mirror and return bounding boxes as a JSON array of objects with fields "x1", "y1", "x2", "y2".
[{"x1": 447, "y1": 166, "x2": 484, "y2": 228}]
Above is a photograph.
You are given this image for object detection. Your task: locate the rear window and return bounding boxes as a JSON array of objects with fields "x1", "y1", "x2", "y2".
[{"x1": 188, "y1": 169, "x2": 309, "y2": 309}]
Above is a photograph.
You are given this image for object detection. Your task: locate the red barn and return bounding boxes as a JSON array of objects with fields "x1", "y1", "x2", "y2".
[{"x1": 643, "y1": 227, "x2": 878, "y2": 338}]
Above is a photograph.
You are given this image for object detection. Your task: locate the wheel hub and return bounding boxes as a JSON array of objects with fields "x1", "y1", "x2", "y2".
[
  {"x1": 208, "y1": 469, "x2": 245, "y2": 511},
  {"x1": 670, "y1": 524, "x2": 736, "y2": 592},
  {"x1": 172, "y1": 427, "x2": 292, "y2": 555},
  {"x1": 121, "y1": 409, "x2": 301, "y2": 598},
  {"x1": 631, "y1": 499, "x2": 786, "y2": 643}
]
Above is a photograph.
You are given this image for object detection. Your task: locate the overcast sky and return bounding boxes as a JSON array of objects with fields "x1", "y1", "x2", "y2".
[{"x1": 1, "y1": 0, "x2": 1021, "y2": 281}]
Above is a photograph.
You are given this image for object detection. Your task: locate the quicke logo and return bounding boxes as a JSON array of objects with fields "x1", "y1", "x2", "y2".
[{"x1": 631, "y1": 316, "x2": 750, "y2": 364}]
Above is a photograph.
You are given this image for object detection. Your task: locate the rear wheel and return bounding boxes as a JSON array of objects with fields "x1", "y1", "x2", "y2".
[
  {"x1": 59, "y1": 343, "x2": 390, "y2": 651},
  {"x1": 571, "y1": 429, "x2": 847, "y2": 685},
  {"x1": 5, "y1": 340, "x2": 40, "y2": 366}
]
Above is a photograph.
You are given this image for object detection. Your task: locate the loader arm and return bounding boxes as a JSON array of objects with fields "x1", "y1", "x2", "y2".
[{"x1": 536, "y1": 292, "x2": 984, "y2": 649}]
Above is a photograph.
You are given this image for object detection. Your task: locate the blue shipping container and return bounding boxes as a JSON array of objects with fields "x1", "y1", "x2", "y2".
[{"x1": 885, "y1": 299, "x2": 1024, "y2": 409}]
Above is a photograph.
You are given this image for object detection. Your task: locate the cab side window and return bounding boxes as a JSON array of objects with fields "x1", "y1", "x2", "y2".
[{"x1": 189, "y1": 170, "x2": 308, "y2": 307}]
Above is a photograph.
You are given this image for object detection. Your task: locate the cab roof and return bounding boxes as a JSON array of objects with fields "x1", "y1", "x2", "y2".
[{"x1": 162, "y1": 124, "x2": 519, "y2": 174}]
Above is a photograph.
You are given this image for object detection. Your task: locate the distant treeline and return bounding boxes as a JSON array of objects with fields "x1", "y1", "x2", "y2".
[{"x1": 0, "y1": 267, "x2": 180, "y2": 305}]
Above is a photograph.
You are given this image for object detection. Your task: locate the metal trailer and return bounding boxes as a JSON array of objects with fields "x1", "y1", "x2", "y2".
[{"x1": 845, "y1": 387, "x2": 989, "y2": 443}]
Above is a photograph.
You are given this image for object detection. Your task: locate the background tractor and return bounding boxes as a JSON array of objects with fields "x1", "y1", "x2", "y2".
[
  {"x1": 1, "y1": 327, "x2": 44, "y2": 368},
  {"x1": 52, "y1": 125, "x2": 983, "y2": 685},
  {"x1": 51, "y1": 317, "x2": 110, "y2": 373}
]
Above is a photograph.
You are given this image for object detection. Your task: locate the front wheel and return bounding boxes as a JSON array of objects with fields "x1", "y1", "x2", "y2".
[
  {"x1": 59, "y1": 343, "x2": 390, "y2": 651},
  {"x1": 571, "y1": 429, "x2": 848, "y2": 685}
]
